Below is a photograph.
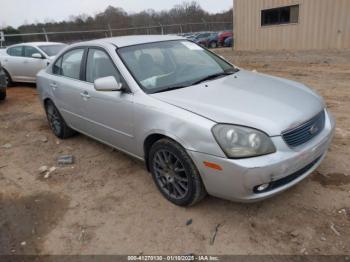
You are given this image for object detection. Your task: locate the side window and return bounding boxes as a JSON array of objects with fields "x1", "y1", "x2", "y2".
[
  {"x1": 7, "y1": 46, "x2": 23, "y2": 57},
  {"x1": 52, "y1": 57, "x2": 63, "y2": 75},
  {"x1": 61, "y1": 49, "x2": 84, "y2": 80},
  {"x1": 24, "y1": 46, "x2": 41, "y2": 58},
  {"x1": 86, "y1": 48, "x2": 121, "y2": 83}
]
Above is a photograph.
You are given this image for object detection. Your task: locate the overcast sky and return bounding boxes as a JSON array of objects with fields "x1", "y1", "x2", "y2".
[{"x1": 0, "y1": 0, "x2": 233, "y2": 28}]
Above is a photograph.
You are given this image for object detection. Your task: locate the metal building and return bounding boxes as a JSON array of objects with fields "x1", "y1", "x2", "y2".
[{"x1": 233, "y1": 0, "x2": 350, "y2": 50}]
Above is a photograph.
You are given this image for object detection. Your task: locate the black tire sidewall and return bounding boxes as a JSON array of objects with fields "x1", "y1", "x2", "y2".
[
  {"x1": 4, "y1": 70, "x2": 13, "y2": 87},
  {"x1": 0, "y1": 90, "x2": 6, "y2": 100},
  {"x1": 45, "y1": 101, "x2": 65, "y2": 138},
  {"x1": 149, "y1": 139, "x2": 201, "y2": 206}
]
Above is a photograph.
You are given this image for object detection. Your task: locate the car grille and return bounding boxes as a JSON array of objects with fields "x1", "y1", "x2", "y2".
[{"x1": 282, "y1": 110, "x2": 326, "y2": 147}]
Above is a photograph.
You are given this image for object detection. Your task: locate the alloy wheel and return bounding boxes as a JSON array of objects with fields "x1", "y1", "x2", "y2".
[
  {"x1": 46, "y1": 104, "x2": 62, "y2": 136},
  {"x1": 152, "y1": 149, "x2": 189, "y2": 200}
]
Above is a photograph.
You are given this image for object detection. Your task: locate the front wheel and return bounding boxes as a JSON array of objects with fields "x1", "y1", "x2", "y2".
[{"x1": 149, "y1": 139, "x2": 206, "y2": 206}]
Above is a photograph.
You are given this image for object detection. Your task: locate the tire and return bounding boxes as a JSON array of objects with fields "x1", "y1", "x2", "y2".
[
  {"x1": 149, "y1": 138, "x2": 207, "y2": 206},
  {"x1": 44, "y1": 100, "x2": 76, "y2": 139},
  {"x1": 4, "y1": 70, "x2": 13, "y2": 87},
  {"x1": 210, "y1": 41, "x2": 217, "y2": 49},
  {"x1": 0, "y1": 89, "x2": 6, "y2": 100}
]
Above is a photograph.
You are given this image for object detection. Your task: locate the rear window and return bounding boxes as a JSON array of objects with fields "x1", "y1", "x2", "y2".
[{"x1": 7, "y1": 46, "x2": 23, "y2": 57}]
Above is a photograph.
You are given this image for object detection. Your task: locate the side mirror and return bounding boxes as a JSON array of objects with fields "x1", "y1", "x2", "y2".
[
  {"x1": 94, "y1": 76, "x2": 123, "y2": 92},
  {"x1": 32, "y1": 53, "x2": 43, "y2": 59}
]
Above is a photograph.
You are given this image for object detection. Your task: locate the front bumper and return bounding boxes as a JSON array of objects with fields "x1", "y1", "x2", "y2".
[{"x1": 188, "y1": 110, "x2": 336, "y2": 202}]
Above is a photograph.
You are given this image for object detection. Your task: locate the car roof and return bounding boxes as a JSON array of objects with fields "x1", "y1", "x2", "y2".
[
  {"x1": 81, "y1": 35, "x2": 186, "y2": 48},
  {"x1": 8, "y1": 42, "x2": 65, "y2": 48}
]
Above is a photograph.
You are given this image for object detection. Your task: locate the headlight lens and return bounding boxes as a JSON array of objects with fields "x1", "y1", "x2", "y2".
[{"x1": 212, "y1": 124, "x2": 276, "y2": 158}]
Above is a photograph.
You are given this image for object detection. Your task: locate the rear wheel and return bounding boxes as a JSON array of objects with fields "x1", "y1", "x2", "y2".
[
  {"x1": 0, "y1": 89, "x2": 6, "y2": 100},
  {"x1": 45, "y1": 100, "x2": 76, "y2": 139},
  {"x1": 210, "y1": 41, "x2": 217, "y2": 48},
  {"x1": 149, "y1": 138, "x2": 206, "y2": 206},
  {"x1": 4, "y1": 70, "x2": 13, "y2": 87}
]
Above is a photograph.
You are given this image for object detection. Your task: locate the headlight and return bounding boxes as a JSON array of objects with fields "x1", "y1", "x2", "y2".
[{"x1": 212, "y1": 124, "x2": 276, "y2": 158}]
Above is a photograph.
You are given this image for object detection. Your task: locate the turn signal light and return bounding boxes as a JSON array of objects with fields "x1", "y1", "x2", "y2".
[{"x1": 203, "y1": 161, "x2": 223, "y2": 171}]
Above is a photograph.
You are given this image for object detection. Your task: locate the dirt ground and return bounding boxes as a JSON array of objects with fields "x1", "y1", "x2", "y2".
[{"x1": 0, "y1": 49, "x2": 349, "y2": 255}]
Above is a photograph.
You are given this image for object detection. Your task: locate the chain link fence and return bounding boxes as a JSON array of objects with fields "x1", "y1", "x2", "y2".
[{"x1": 0, "y1": 21, "x2": 232, "y2": 47}]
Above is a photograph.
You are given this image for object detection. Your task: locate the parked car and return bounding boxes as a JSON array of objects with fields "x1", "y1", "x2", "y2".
[
  {"x1": 191, "y1": 32, "x2": 212, "y2": 44},
  {"x1": 224, "y1": 36, "x2": 233, "y2": 47},
  {"x1": 0, "y1": 62, "x2": 6, "y2": 100},
  {"x1": 37, "y1": 36, "x2": 335, "y2": 206},
  {"x1": 179, "y1": 33, "x2": 193, "y2": 38},
  {"x1": 186, "y1": 33, "x2": 200, "y2": 41},
  {"x1": 0, "y1": 42, "x2": 67, "y2": 85},
  {"x1": 217, "y1": 31, "x2": 233, "y2": 47},
  {"x1": 206, "y1": 32, "x2": 219, "y2": 48}
]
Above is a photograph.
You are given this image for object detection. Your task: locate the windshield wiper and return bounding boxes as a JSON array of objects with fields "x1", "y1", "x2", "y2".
[{"x1": 191, "y1": 68, "x2": 239, "y2": 85}]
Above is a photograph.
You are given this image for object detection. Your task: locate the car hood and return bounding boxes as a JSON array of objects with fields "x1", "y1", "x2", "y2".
[{"x1": 151, "y1": 70, "x2": 324, "y2": 136}]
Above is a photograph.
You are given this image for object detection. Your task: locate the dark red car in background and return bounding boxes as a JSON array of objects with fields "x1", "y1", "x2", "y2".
[{"x1": 217, "y1": 31, "x2": 233, "y2": 47}]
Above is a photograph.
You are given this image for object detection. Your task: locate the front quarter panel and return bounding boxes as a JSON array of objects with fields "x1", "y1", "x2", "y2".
[{"x1": 133, "y1": 93, "x2": 225, "y2": 159}]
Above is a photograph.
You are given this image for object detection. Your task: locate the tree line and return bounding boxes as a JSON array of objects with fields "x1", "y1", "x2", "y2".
[{"x1": 1, "y1": 1, "x2": 232, "y2": 45}]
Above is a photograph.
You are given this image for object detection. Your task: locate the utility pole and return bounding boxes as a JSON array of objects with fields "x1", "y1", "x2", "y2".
[
  {"x1": 42, "y1": 28, "x2": 49, "y2": 42},
  {"x1": 108, "y1": 24, "x2": 113, "y2": 37},
  {"x1": 159, "y1": 23, "x2": 164, "y2": 35}
]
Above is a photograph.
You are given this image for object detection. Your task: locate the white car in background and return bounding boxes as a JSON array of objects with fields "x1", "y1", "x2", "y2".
[{"x1": 0, "y1": 42, "x2": 67, "y2": 85}]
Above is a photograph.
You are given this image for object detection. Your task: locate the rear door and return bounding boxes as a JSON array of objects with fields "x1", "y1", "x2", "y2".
[
  {"x1": 2, "y1": 45, "x2": 24, "y2": 81},
  {"x1": 49, "y1": 48, "x2": 87, "y2": 130},
  {"x1": 22, "y1": 46, "x2": 48, "y2": 82}
]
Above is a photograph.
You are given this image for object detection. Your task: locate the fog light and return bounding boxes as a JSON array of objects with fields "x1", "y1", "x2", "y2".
[{"x1": 256, "y1": 183, "x2": 270, "y2": 192}]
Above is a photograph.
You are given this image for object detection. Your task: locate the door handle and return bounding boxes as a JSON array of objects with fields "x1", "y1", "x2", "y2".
[{"x1": 80, "y1": 91, "x2": 91, "y2": 99}]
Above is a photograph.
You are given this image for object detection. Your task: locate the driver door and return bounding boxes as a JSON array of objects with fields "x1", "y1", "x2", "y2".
[{"x1": 78, "y1": 47, "x2": 136, "y2": 153}]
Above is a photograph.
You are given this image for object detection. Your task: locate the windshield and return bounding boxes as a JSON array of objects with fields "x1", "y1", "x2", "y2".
[
  {"x1": 118, "y1": 40, "x2": 235, "y2": 93},
  {"x1": 39, "y1": 44, "x2": 67, "y2": 57}
]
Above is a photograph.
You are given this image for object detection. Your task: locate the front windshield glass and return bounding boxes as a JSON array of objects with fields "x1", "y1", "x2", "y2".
[
  {"x1": 39, "y1": 44, "x2": 67, "y2": 57},
  {"x1": 118, "y1": 40, "x2": 235, "y2": 93}
]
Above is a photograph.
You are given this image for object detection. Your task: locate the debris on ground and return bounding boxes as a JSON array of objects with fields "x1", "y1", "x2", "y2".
[
  {"x1": 20, "y1": 241, "x2": 26, "y2": 246},
  {"x1": 57, "y1": 155, "x2": 74, "y2": 165},
  {"x1": 210, "y1": 223, "x2": 222, "y2": 245},
  {"x1": 38, "y1": 166, "x2": 48, "y2": 174},
  {"x1": 186, "y1": 219, "x2": 193, "y2": 226},
  {"x1": 1, "y1": 143, "x2": 12, "y2": 149},
  {"x1": 38, "y1": 136, "x2": 48, "y2": 143},
  {"x1": 44, "y1": 167, "x2": 57, "y2": 179},
  {"x1": 290, "y1": 230, "x2": 300, "y2": 238},
  {"x1": 300, "y1": 247, "x2": 307, "y2": 254},
  {"x1": 330, "y1": 222, "x2": 341, "y2": 236}
]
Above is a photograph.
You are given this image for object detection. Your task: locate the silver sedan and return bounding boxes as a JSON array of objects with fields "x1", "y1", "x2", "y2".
[
  {"x1": 36, "y1": 36, "x2": 335, "y2": 206},
  {"x1": 0, "y1": 42, "x2": 67, "y2": 85}
]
